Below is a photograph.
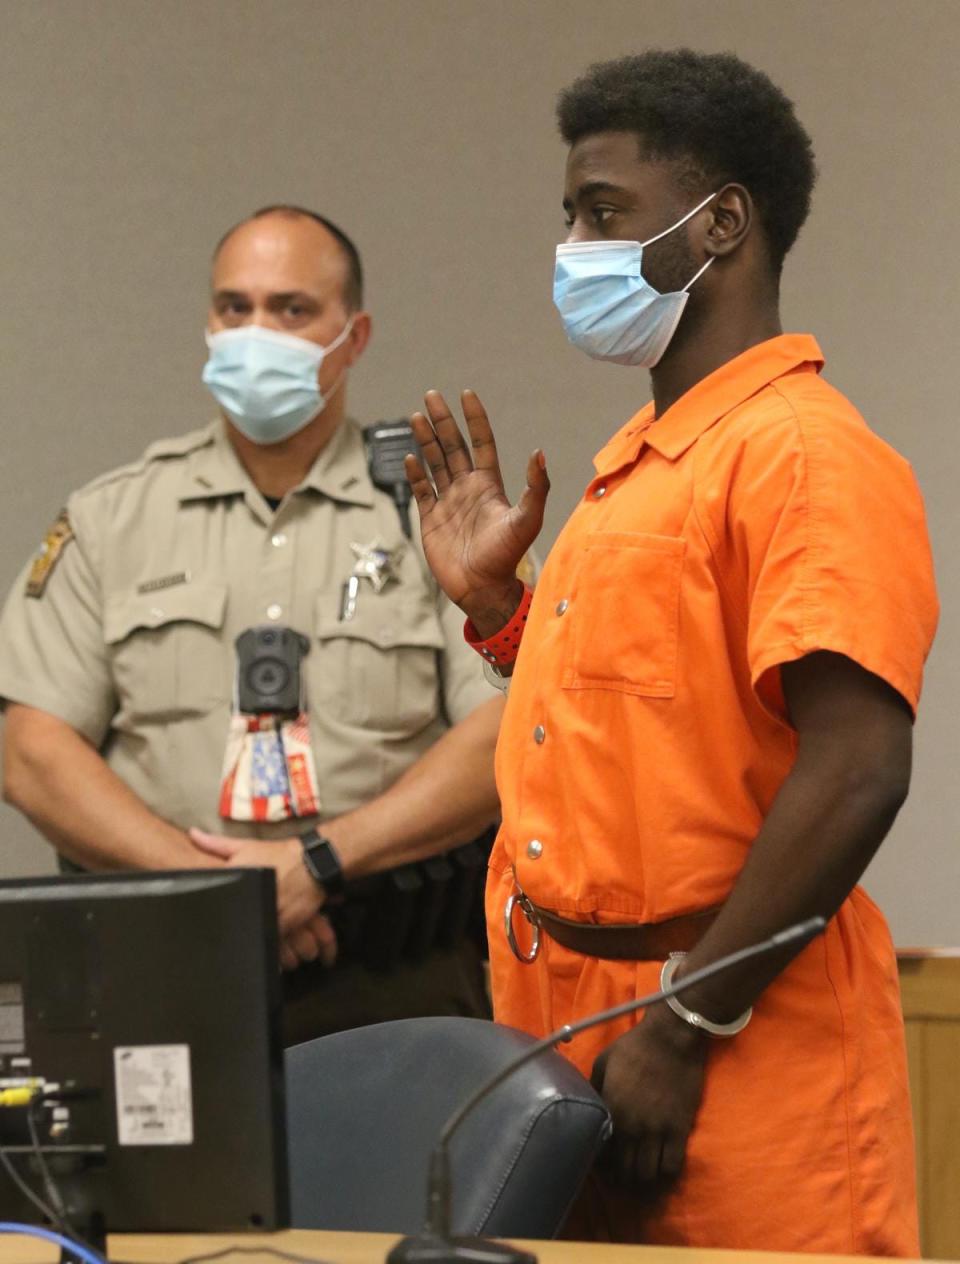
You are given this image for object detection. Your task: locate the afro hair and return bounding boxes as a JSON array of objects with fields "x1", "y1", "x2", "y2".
[{"x1": 557, "y1": 49, "x2": 817, "y2": 272}]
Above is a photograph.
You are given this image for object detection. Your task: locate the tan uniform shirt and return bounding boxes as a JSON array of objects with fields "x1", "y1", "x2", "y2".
[{"x1": 0, "y1": 418, "x2": 494, "y2": 839}]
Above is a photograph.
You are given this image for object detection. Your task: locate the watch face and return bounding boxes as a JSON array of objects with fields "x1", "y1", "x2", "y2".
[
  {"x1": 311, "y1": 844, "x2": 333, "y2": 874},
  {"x1": 302, "y1": 835, "x2": 344, "y2": 892}
]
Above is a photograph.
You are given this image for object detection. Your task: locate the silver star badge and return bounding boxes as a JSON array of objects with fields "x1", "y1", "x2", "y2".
[{"x1": 349, "y1": 540, "x2": 402, "y2": 593}]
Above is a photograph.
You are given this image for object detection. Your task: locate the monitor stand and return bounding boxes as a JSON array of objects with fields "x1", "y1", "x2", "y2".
[{"x1": 60, "y1": 1212, "x2": 107, "y2": 1264}]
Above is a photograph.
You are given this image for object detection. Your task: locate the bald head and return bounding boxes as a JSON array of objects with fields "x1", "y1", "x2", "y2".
[
  {"x1": 208, "y1": 207, "x2": 373, "y2": 369},
  {"x1": 214, "y1": 206, "x2": 363, "y2": 310},
  {"x1": 206, "y1": 206, "x2": 373, "y2": 447}
]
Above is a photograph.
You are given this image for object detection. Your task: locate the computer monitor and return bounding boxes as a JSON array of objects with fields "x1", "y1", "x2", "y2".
[{"x1": 0, "y1": 868, "x2": 288, "y2": 1246}]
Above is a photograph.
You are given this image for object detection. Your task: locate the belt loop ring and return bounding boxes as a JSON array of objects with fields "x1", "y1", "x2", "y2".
[{"x1": 504, "y1": 888, "x2": 541, "y2": 963}]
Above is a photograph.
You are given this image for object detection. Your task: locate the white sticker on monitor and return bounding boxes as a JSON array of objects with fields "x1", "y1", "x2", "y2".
[{"x1": 114, "y1": 1044, "x2": 193, "y2": 1146}]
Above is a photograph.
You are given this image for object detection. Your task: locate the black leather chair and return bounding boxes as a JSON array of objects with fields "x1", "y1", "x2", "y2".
[{"x1": 285, "y1": 1016, "x2": 611, "y2": 1237}]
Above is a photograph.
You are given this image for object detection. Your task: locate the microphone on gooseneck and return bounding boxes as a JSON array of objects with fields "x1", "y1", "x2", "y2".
[{"x1": 386, "y1": 916, "x2": 827, "y2": 1264}]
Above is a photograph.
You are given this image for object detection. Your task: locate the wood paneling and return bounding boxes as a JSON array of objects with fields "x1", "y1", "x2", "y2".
[{"x1": 898, "y1": 952, "x2": 960, "y2": 1260}]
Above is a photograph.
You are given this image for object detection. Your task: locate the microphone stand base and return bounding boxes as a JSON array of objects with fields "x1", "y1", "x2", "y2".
[{"x1": 386, "y1": 1233, "x2": 537, "y2": 1263}]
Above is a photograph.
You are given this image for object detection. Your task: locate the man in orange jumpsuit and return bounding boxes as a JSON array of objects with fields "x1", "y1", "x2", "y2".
[{"x1": 406, "y1": 50, "x2": 938, "y2": 1255}]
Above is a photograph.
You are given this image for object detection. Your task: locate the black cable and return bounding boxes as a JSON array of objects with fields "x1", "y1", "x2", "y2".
[
  {"x1": 176, "y1": 1248, "x2": 337, "y2": 1264},
  {"x1": 0, "y1": 1142, "x2": 62, "y2": 1227},
  {"x1": 27, "y1": 1096, "x2": 78, "y2": 1237}
]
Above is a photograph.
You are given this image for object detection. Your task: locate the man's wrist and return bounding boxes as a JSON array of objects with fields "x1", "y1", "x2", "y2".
[
  {"x1": 642, "y1": 996, "x2": 710, "y2": 1052},
  {"x1": 461, "y1": 579, "x2": 526, "y2": 641},
  {"x1": 465, "y1": 583, "x2": 532, "y2": 673},
  {"x1": 664, "y1": 953, "x2": 753, "y2": 1033}
]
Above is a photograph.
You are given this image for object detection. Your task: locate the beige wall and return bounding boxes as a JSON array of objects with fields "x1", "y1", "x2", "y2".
[{"x1": 0, "y1": 0, "x2": 956, "y2": 945}]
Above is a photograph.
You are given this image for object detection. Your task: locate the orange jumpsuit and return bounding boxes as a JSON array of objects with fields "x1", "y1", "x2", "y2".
[{"x1": 487, "y1": 335, "x2": 939, "y2": 1255}]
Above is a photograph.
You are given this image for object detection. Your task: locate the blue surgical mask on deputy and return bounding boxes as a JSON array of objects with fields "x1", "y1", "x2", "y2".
[
  {"x1": 202, "y1": 320, "x2": 353, "y2": 445},
  {"x1": 552, "y1": 191, "x2": 718, "y2": 369}
]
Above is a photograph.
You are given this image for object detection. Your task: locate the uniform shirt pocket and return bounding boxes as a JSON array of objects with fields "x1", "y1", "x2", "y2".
[
  {"x1": 104, "y1": 583, "x2": 229, "y2": 723},
  {"x1": 313, "y1": 590, "x2": 445, "y2": 733},
  {"x1": 563, "y1": 531, "x2": 685, "y2": 697}
]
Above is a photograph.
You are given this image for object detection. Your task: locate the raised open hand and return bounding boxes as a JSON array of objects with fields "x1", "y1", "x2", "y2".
[{"x1": 406, "y1": 389, "x2": 549, "y2": 636}]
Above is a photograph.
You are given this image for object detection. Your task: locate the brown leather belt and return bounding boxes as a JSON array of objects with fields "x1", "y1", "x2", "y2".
[{"x1": 531, "y1": 902, "x2": 720, "y2": 960}]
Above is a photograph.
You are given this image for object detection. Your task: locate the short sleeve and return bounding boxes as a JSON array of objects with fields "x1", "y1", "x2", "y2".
[
  {"x1": 0, "y1": 500, "x2": 116, "y2": 743},
  {"x1": 728, "y1": 405, "x2": 938, "y2": 720}
]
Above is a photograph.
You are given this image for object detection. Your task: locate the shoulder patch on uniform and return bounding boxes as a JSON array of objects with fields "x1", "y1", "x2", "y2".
[
  {"x1": 73, "y1": 425, "x2": 217, "y2": 500},
  {"x1": 26, "y1": 510, "x2": 74, "y2": 598}
]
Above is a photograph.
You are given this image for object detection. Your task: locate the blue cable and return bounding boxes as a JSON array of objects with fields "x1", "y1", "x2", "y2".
[{"x1": 0, "y1": 1221, "x2": 108, "y2": 1264}]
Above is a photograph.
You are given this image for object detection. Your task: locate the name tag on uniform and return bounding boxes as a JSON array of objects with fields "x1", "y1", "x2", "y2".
[{"x1": 137, "y1": 571, "x2": 190, "y2": 595}]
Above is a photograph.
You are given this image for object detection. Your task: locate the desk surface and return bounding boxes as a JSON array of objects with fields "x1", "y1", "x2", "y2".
[{"x1": 0, "y1": 1230, "x2": 939, "y2": 1264}]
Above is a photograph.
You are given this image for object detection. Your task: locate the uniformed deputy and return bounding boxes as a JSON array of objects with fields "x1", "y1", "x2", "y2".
[{"x1": 0, "y1": 205, "x2": 503, "y2": 1043}]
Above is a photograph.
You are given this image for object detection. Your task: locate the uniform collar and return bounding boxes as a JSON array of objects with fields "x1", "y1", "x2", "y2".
[
  {"x1": 180, "y1": 421, "x2": 249, "y2": 500},
  {"x1": 298, "y1": 418, "x2": 375, "y2": 507},
  {"x1": 593, "y1": 334, "x2": 825, "y2": 476},
  {"x1": 180, "y1": 417, "x2": 375, "y2": 508}
]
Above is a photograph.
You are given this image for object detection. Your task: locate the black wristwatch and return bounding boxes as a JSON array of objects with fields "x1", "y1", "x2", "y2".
[{"x1": 298, "y1": 829, "x2": 345, "y2": 898}]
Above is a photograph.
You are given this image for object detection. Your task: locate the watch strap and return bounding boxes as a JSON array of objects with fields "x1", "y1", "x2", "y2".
[{"x1": 299, "y1": 828, "x2": 345, "y2": 898}]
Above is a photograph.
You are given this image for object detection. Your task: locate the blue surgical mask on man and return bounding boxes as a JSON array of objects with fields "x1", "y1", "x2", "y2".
[
  {"x1": 553, "y1": 191, "x2": 717, "y2": 368},
  {"x1": 202, "y1": 319, "x2": 354, "y2": 445}
]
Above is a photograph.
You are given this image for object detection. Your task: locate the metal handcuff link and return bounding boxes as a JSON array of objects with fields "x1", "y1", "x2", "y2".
[{"x1": 504, "y1": 878, "x2": 541, "y2": 963}]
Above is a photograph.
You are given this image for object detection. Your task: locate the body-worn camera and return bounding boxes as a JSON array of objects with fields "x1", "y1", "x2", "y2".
[{"x1": 235, "y1": 625, "x2": 310, "y2": 715}]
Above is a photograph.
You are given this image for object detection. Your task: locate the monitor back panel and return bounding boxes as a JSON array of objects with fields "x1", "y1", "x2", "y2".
[{"x1": 0, "y1": 869, "x2": 289, "y2": 1231}]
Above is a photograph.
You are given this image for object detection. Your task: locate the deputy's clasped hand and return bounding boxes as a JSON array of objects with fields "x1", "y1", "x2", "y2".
[{"x1": 188, "y1": 829, "x2": 337, "y2": 971}]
